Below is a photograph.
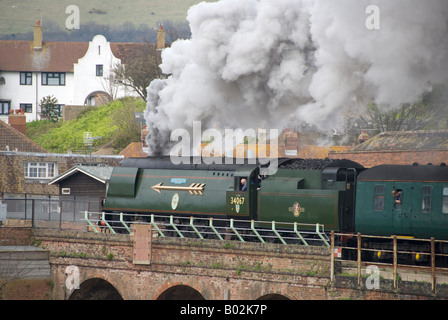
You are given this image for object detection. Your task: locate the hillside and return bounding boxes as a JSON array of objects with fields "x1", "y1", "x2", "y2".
[
  {"x1": 0, "y1": 0, "x2": 216, "y2": 35},
  {"x1": 26, "y1": 98, "x2": 146, "y2": 154}
]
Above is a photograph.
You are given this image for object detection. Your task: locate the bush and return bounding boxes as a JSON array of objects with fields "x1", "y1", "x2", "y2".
[{"x1": 27, "y1": 97, "x2": 145, "y2": 153}]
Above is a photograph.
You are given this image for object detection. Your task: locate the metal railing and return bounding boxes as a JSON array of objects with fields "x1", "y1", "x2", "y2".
[
  {"x1": 1, "y1": 196, "x2": 99, "y2": 230},
  {"x1": 330, "y1": 231, "x2": 448, "y2": 292},
  {"x1": 84, "y1": 211, "x2": 331, "y2": 247}
]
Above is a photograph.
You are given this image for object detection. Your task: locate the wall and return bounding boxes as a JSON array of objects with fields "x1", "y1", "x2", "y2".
[
  {"x1": 30, "y1": 228, "x2": 448, "y2": 300},
  {"x1": 0, "y1": 152, "x2": 122, "y2": 195},
  {"x1": 328, "y1": 149, "x2": 448, "y2": 167},
  {"x1": 0, "y1": 71, "x2": 74, "y2": 123},
  {"x1": 73, "y1": 35, "x2": 136, "y2": 105}
]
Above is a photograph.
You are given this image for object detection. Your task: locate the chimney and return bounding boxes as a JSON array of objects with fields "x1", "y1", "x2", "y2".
[
  {"x1": 9, "y1": 110, "x2": 27, "y2": 135},
  {"x1": 156, "y1": 24, "x2": 165, "y2": 50},
  {"x1": 358, "y1": 129, "x2": 370, "y2": 144},
  {"x1": 33, "y1": 19, "x2": 43, "y2": 49},
  {"x1": 141, "y1": 125, "x2": 149, "y2": 148},
  {"x1": 284, "y1": 129, "x2": 298, "y2": 156}
]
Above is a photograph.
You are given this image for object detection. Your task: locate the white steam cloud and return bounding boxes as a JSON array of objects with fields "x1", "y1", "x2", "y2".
[{"x1": 144, "y1": 0, "x2": 448, "y2": 155}]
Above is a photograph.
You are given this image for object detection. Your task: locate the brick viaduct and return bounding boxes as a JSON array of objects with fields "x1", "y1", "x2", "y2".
[{"x1": 2, "y1": 226, "x2": 448, "y2": 300}]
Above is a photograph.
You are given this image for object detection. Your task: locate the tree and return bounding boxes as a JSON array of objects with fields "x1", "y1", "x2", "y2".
[
  {"x1": 110, "y1": 43, "x2": 165, "y2": 101},
  {"x1": 39, "y1": 95, "x2": 60, "y2": 121},
  {"x1": 111, "y1": 99, "x2": 145, "y2": 150},
  {"x1": 342, "y1": 86, "x2": 448, "y2": 145}
]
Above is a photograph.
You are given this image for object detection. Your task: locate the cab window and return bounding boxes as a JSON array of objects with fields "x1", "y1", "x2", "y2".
[{"x1": 236, "y1": 177, "x2": 247, "y2": 191}]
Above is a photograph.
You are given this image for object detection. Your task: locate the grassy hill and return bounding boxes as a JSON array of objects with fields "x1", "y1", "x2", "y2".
[
  {"x1": 0, "y1": 0, "x2": 215, "y2": 35},
  {"x1": 26, "y1": 97, "x2": 146, "y2": 154}
]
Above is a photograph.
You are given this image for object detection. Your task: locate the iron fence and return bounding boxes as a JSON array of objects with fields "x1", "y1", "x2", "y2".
[
  {"x1": 1, "y1": 195, "x2": 101, "y2": 231},
  {"x1": 330, "y1": 231, "x2": 448, "y2": 292}
]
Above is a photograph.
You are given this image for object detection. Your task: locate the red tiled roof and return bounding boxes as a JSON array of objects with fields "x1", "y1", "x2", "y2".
[
  {"x1": 352, "y1": 130, "x2": 448, "y2": 152},
  {"x1": 110, "y1": 42, "x2": 157, "y2": 64},
  {"x1": 0, "y1": 120, "x2": 48, "y2": 153},
  {"x1": 0, "y1": 40, "x2": 156, "y2": 73},
  {"x1": 0, "y1": 40, "x2": 88, "y2": 72},
  {"x1": 119, "y1": 142, "x2": 147, "y2": 158}
]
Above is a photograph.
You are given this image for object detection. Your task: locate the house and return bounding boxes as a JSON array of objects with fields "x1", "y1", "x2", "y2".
[
  {"x1": 0, "y1": 112, "x2": 48, "y2": 153},
  {"x1": 0, "y1": 20, "x2": 165, "y2": 123},
  {"x1": 0, "y1": 151, "x2": 122, "y2": 196},
  {"x1": 328, "y1": 130, "x2": 448, "y2": 167},
  {"x1": 48, "y1": 165, "x2": 114, "y2": 213}
]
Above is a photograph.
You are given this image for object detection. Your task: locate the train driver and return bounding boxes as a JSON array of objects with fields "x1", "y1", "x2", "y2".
[
  {"x1": 240, "y1": 178, "x2": 248, "y2": 191},
  {"x1": 392, "y1": 189, "x2": 402, "y2": 208}
]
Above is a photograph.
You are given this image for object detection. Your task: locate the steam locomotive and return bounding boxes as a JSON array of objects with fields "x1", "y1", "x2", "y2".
[{"x1": 103, "y1": 156, "x2": 448, "y2": 262}]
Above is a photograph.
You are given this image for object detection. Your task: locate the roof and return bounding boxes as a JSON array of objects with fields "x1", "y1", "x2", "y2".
[
  {"x1": 0, "y1": 40, "x2": 88, "y2": 72},
  {"x1": 358, "y1": 164, "x2": 448, "y2": 182},
  {"x1": 110, "y1": 42, "x2": 157, "y2": 65},
  {"x1": 120, "y1": 156, "x2": 272, "y2": 171},
  {"x1": 0, "y1": 40, "x2": 156, "y2": 73},
  {"x1": 0, "y1": 120, "x2": 48, "y2": 153},
  {"x1": 352, "y1": 130, "x2": 448, "y2": 152},
  {"x1": 49, "y1": 165, "x2": 114, "y2": 185},
  {"x1": 119, "y1": 142, "x2": 148, "y2": 158}
]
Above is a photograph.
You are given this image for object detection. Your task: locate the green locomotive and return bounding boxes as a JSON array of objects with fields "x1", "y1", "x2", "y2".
[
  {"x1": 104, "y1": 157, "x2": 448, "y2": 241},
  {"x1": 103, "y1": 157, "x2": 363, "y2": 234}
]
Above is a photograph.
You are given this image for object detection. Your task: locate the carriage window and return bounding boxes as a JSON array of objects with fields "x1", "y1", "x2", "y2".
[
  {"x1": 443, "y1": 187, "x2": 448, "y2": 214},
  {"x1": 374, "y1": 185, "x2": 385, "y2": 211},
  {"x1": 421, "y1": 186, "x2": 432, "y2": 214}
]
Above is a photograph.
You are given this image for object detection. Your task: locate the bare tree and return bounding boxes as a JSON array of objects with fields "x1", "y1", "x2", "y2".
[
  {"x1": 363, "y1": 102, "x2": 437, "y2": 133},
  {"x1": 159, "y1": 19, "x2": 191, "y2": 42},
  {"x1": 110, "y1": 44, "x2": 165, "y2": 101},
  {"x1": 342, "y1": 86, "x2": 448, "y2": 145}
]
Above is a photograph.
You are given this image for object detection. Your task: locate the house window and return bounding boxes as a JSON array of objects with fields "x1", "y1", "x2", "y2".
[
  {"x1": 421, "y1": 186, "x2": 432, "y2": 213},
  {"x1": 0, "y1": 100, "x2": 11, "y2": 115},
  {"x1": 96, "y1": 64, "x2": 103, "y2": 76},
  {"x1": 374, "y1": 185, "x2": 385, "y2": 211},
  {"x1": 20, "y1": 103, "x2": 33, "y2": 113},
  {"x1": 20, "y1": 72, "x2": 32, "y2": 85},
  {"x1": 42, "y1": 72, "x2": 65, "y2": 86},
  {"x1": 54, "y1": 104, "x2": 64, "y2": 116},
  {"x1": 24, "y1": 162, "x2": 57, "y2": 179}
]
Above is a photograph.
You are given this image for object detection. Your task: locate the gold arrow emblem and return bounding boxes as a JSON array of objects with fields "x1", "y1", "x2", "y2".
[{"x1": 151, "y1": 182, "x2": 205, "y2": 195}]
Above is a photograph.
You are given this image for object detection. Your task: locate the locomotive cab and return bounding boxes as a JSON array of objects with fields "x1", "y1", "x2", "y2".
[{"x1": 226, "y1": 165, "x2": 259, "y2": 219}]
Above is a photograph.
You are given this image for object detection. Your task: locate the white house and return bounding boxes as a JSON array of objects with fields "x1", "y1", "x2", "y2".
[{"x1": 0, "y1": 20, "x2": 165, "y2": 123}]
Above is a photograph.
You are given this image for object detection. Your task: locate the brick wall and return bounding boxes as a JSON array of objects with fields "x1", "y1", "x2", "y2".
[
  {"x1": 328, "y1": 149, "x2": 448, "y2": 167},
  {"x1": 0, "y1": 226, "x2": 32, "y2": 245},
  {"x1": 27, "y1": 229, "x2": 448, "y2": 300},
  {"x1": 0, "y1": 152, "x2": 122, "y2": 195},
  {"x1": 0, "y1": 279, "x2": 53, "y2": 300}
]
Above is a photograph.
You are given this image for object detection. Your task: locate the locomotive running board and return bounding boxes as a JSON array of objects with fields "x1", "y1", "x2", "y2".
[{"x1": 151, "y1": 182, "x2": 205, "y2": 195}]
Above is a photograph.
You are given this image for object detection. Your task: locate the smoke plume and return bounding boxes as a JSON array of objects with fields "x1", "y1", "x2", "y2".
[{"x1": 144, "y1": 0, "x2": 448, "y2": 155}]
